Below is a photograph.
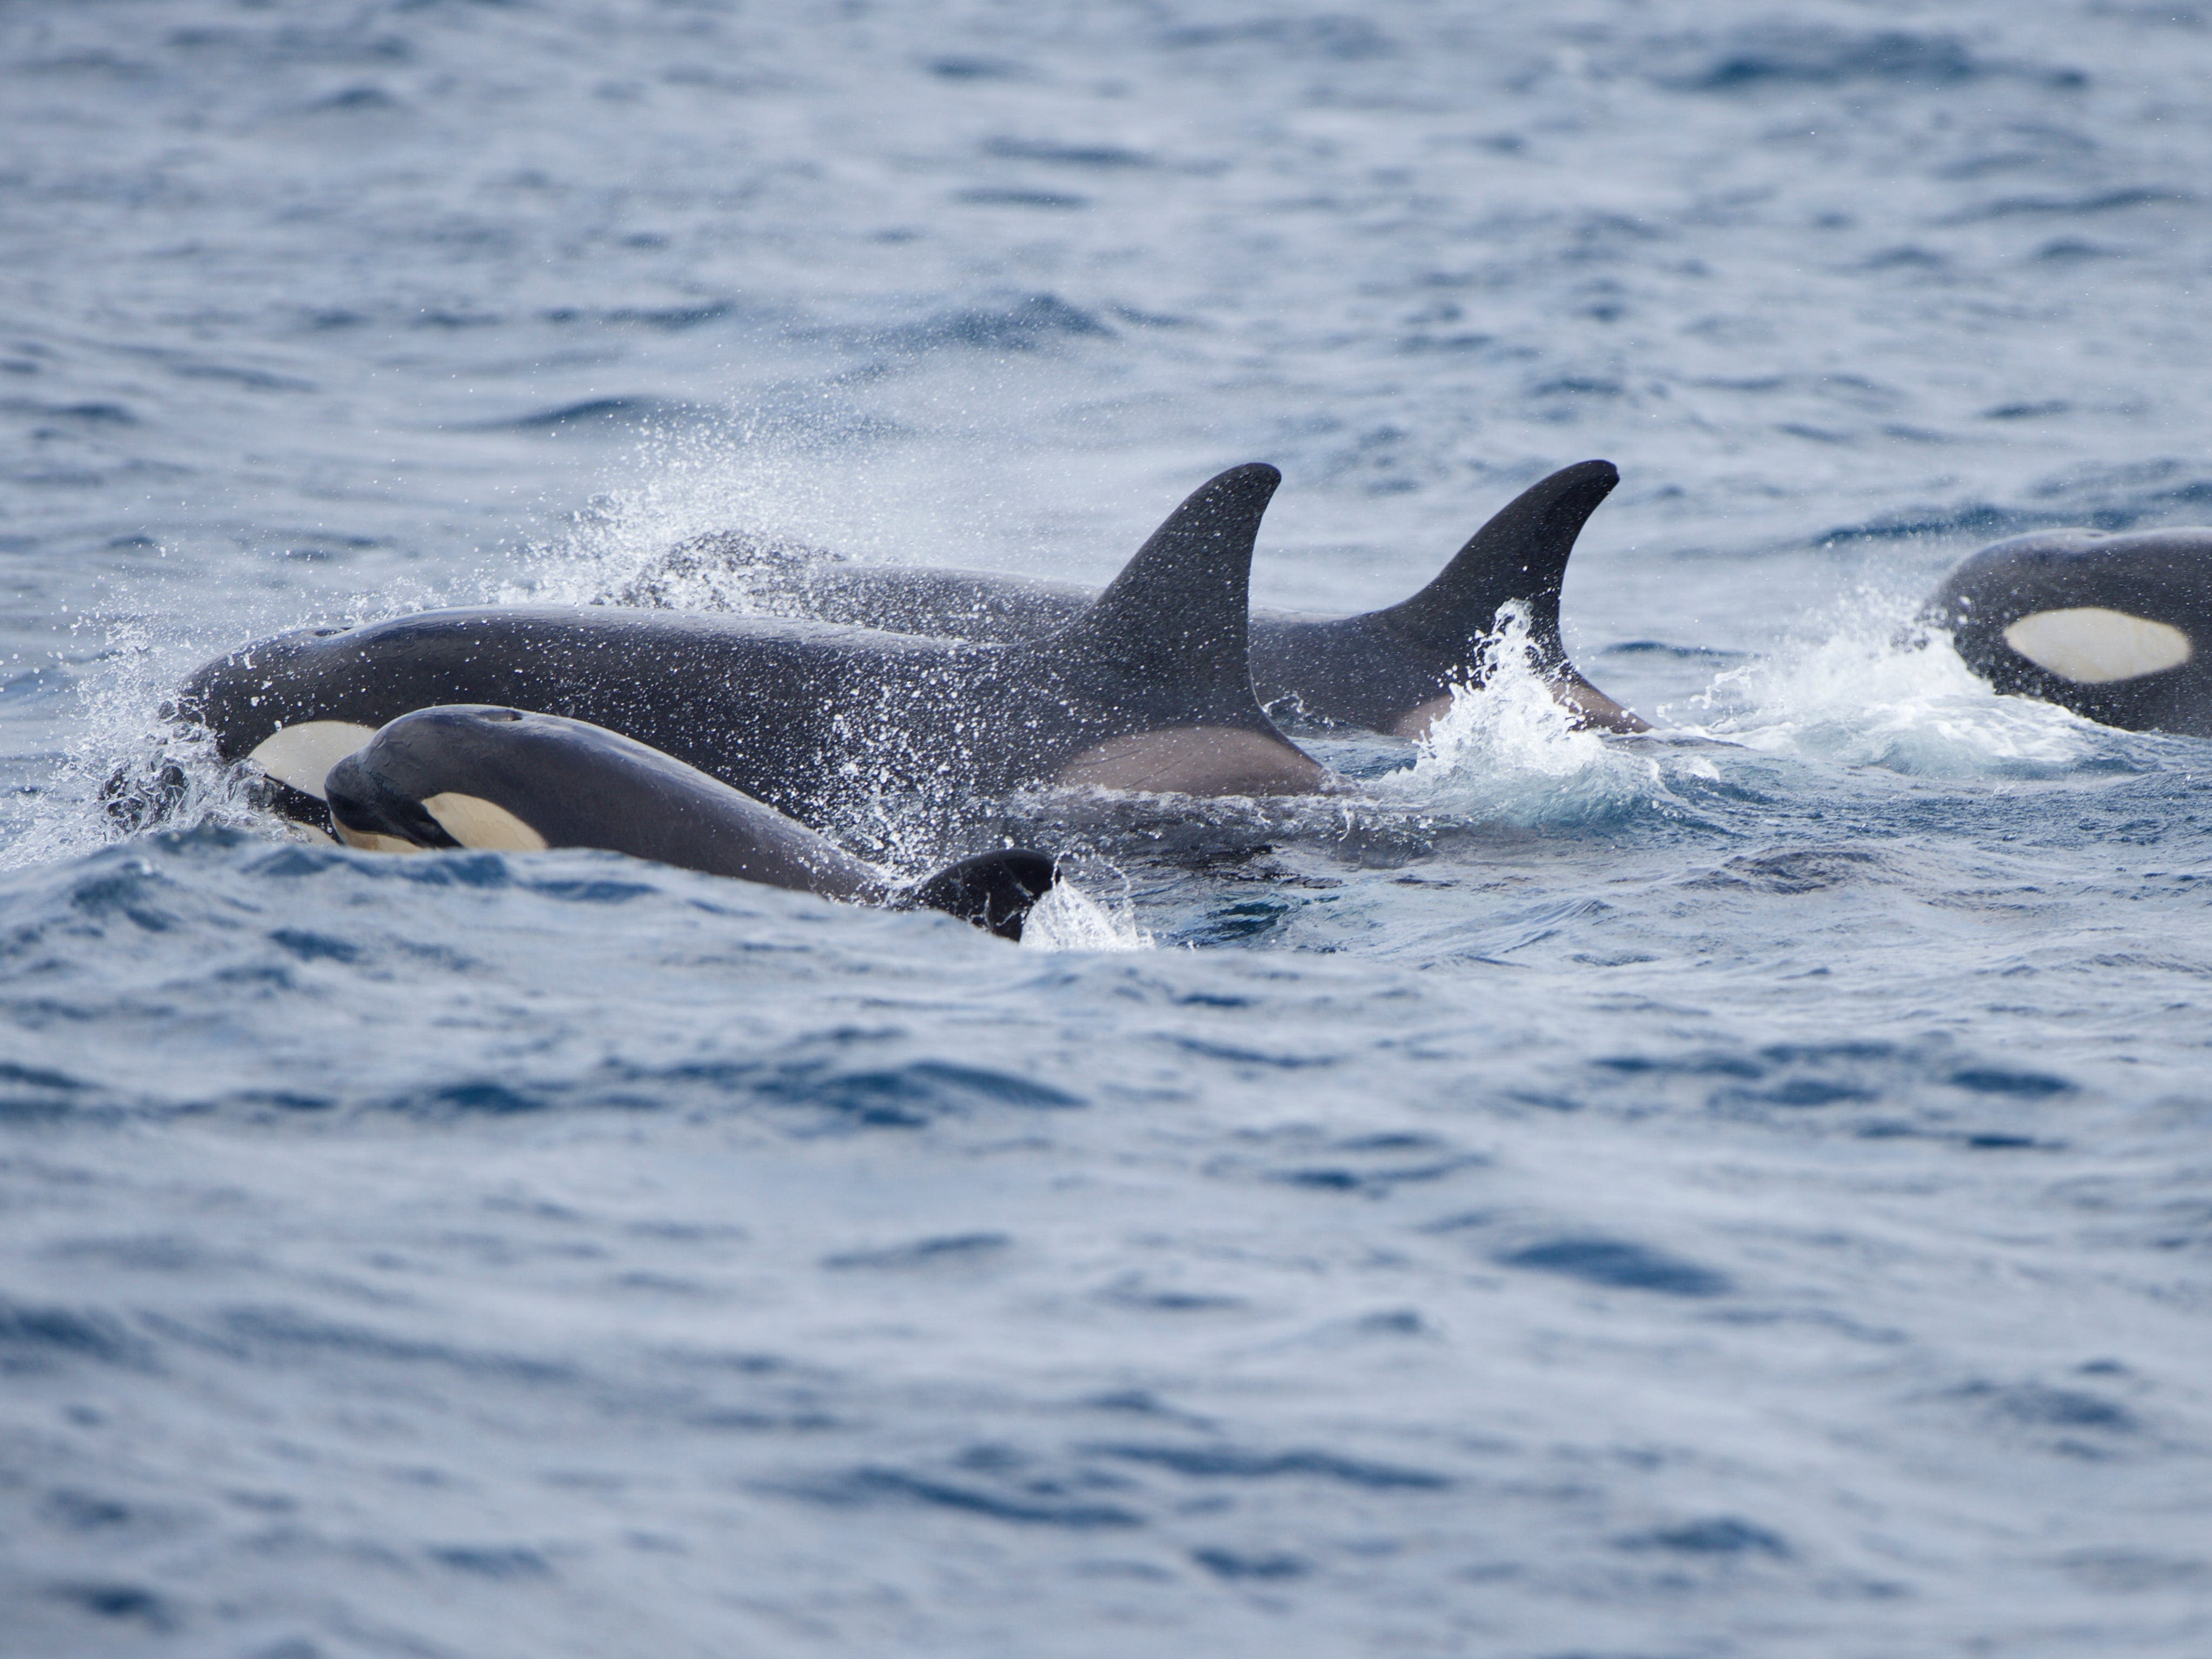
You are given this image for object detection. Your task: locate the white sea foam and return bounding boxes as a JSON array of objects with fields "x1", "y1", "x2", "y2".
[
  {"x1": 1373, "y1": 602, "x2": 1672, "y2": 827},
  {"x1": 495, "y1": 417, "x2": 845, "y2": 612},
  {"x1": 0, "y1": 612, "x2": 275, "y2": 873},
  {"x1": 1666, "y1": 589, "x2": 2108, "y2": 779},
  {"x1": 1018, "y1": 878, "x2": 1152, "y2": 952}
]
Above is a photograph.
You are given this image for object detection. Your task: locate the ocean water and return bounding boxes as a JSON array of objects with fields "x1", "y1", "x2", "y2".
[{"x1": 4, "y1": 3, "x2": 2212, "y2": 1655}]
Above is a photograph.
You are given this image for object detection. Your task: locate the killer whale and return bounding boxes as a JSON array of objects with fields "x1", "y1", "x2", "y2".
[
  {"x1": 690, "y1": 460, "x2": 1646, "y2": 737},
  {"x1": 1925, "y1": 528, "x2": 2212, "y2": 735},
  {"x1": 321, "y1": 706, "x2": 1056, "y2": 939},
  {"x1": 181, "y1": 464, "x2": 1334, "y2": 836}
]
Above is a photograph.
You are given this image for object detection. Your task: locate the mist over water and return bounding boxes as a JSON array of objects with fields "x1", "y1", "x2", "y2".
[{"x1": 4, "y1": 4, "x2": 2211, "y2": 1656}]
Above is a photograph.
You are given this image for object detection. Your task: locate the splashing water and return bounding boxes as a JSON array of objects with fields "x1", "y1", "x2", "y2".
[
  {"x1": 25, "y1": 419, "x2": 1015, "y2": 879},
  {"x1": 495, "y1": 417, "x2": 858, "y2": 612},
  {"x1": 0, "y1": 612, "x2": 273, "y2": 873},
  {"x1": 1373, "y1": 602, "x2": 1672, "y2": 827},
  {"x1": 1018, "y1": 879, "x2": 1152, "y2": 952},
  {"x1": 494, "y1": 412, "x2": 1032, "y2": 616},
  {"x1": 1666, "y1": 589, "x2": 2117, "y2": 779}
]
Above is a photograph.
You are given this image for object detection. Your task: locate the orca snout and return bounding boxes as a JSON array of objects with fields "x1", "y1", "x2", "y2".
[{"x1": 323, "y1": 747, "x2": 461, "y2": 853}]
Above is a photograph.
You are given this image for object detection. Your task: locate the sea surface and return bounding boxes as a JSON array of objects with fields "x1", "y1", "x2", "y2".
[{"x1": 4, "y1": 3, "x2": 2211, "y2": 1655}]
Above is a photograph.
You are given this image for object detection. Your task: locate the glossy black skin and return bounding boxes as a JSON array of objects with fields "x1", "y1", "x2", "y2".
[
  {"x1": 181, "y1": 465, "x2": 1330, "y2": 833},
  {"x1": 324, "y1": 706, "x2": 1055, "y2": 938},
  {"x1": 723, "y1": 461, "x2": 1646, "y2": 736},
  {"x1": 1925, "y1": 529, "x2": 2212, "y2": 735},
  {"x1": 327, "y1": 706, "x2": 893, "y2": 896}
]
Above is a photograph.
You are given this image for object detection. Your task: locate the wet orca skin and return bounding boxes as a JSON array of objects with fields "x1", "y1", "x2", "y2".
[
  {"x1": 322, "y1": 706, "x2": 1057, "y2": 939},
  {"x1": 1925, "y1": 529, "x2": 2212, "y2": 734},
  {"x1": 182, "y1": 465, "x2": 1334, "y2": 832},
  {"x1": 712, "y1": 461, "x2": 1646, "y2": 736}
]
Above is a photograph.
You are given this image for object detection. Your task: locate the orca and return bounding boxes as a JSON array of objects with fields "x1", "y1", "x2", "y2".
[
  {"x1": 699, "y1": 460, "x2": 1646, "y2": 736},
  {"x1": 180, "y1": 464, "x2": 1336, "y2": 838},
  {"x1": 1925, "y1": 528, "x2": 2212, "y2": 735},
  {"x1": 321, "y1": 706, "x2": 1056, "y2": 939}
]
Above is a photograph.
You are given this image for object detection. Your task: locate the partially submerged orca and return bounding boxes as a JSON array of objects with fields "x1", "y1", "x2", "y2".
[
  {"x1": 1926, "y1": 529, "x2": 2212, "y2": 735},
  {"x1": 321, "y1": 706, "x2": 1056, "y2": 939},
  {"x1": 709, "y1": 460, "x2": 1646, "y2": 736},
  {"x1": 182, "y1": 464, "x2": 1334, "y2": 835}
]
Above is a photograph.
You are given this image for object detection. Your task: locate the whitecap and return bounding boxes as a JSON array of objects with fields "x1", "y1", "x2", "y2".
[{"x1": 1666, "y1": 588, "x2": 2115, "y2": 779}]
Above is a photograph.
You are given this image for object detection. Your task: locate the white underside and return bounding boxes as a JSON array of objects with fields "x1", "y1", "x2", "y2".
[
  {"x1": 1053, "y1": 726, "x2": 1336, "y2": 796},
  {"x1": 2002, "y1": 607, "x2": 2192, "y2": 685}
]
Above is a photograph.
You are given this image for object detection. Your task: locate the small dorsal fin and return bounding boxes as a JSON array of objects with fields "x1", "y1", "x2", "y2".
[
  {"x1": 906, "y1": 850, "x2": 1059, "y2": 940},
  {"x1": 1368, "y1": 460, "x2": 1618, "y2": 665},
  {"x1": 1044, "y1": 462, "x2": 1281, "y2": 722}
]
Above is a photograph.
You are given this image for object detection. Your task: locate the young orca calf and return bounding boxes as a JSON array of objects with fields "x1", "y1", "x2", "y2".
[
  {"x1": 182, "y1": 464, "x2": 1335, "y2": 837},
  {"x1": 714, "y1": 460, "x2": 1646, "y2": 736},
  {"x1": 1926, "y1": 528, "x2": 2212, "y2": 735},
  {"x1": 317, "y1": 706, "x2": 1056, "y2": 939}
]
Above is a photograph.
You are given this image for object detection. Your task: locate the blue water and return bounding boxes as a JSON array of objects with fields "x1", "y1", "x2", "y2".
[{"x1": 5, "y1": 4, "x2": 2212, "y2": 1654}]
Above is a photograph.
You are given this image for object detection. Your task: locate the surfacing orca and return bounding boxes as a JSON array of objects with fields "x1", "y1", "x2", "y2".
[
  {"x1": 181, "y1": 464, "x2": 1334, "y2": 837},
  {"x1": 702, "y1": 460, "x2": 1646, "y2": 737},
  {"x1": 319, "y1": 705, "x2": 1056, "y2": 939},
  {"x1": 1925, "y1": 528, "x2": 2212, "y2": 735}
]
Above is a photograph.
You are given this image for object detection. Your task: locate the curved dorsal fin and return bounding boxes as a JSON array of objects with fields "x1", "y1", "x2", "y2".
[
  {"x1": 1367, "y1": 460, "x2": 1619, "y2": 663},
  {"x1": 906, "y1": 850, "x2": 1059, "y2": 940},
  {"x1": 1045, "y1": 462, "x2": 1281, "y2": 722}
]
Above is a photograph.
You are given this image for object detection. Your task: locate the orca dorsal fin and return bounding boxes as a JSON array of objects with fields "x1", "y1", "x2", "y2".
[
  {"x1": 906, "y1": 849, "x2": 1058, "y2": 940},
  {"x1": 1367, "y1": 460, "x2": 1618, "y2": 665},
  {"x1": 1046, "y1": 462, "x2": 1281, "y2": 722}
]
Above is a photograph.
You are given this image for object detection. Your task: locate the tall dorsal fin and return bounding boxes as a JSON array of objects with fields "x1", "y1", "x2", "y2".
[
  {"x1": 1367, "y1": 460, "x2": 1618, "y2": 663},
  {"x1": 1045, "y1": 462, "x2": 1281, "y2": 722}
]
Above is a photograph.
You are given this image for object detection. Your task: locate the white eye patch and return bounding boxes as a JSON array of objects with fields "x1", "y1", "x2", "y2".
[
  {"x1": 2002, "y1": 608, "x2": 2192, "y2": 685},
  {"x1": 248, "y1": 721, "x2": 378, "y2": 800},
  {"x1": 422, "y1": 793, "x2": 549, "y2": 852}
]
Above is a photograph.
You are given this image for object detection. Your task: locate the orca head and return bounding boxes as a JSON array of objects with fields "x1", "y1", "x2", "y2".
[
  {"x1": 181, "y1": 621, "x2": 368, "y2": 766},
  {"x1": 322, "y1": 706, "x2": 551, "y2": 854},
  {"x1": 1928, "y1": 529, "x2": 2212, "y2": 725}
]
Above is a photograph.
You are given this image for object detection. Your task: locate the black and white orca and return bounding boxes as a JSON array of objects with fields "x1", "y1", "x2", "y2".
[
  {"x1": 181, "y1": 464, "x2": 1337, "y2": 838},
  {"x1": 694, "y1": 460, "x2": 1645, "y2": 738},
  {"x1": 1925, "y1": 528, "x2": 2212, "y2": 735},
  {"x1": 317, "y1": 705, "x2": 1056, "y2": 939}
]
